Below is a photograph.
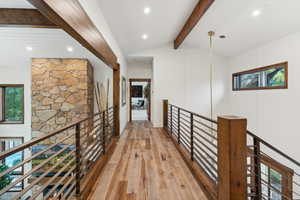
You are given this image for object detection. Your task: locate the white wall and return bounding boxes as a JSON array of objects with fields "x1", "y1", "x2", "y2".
[
  {"x1": 78, "y1": 0, "x2": 128, "y2": 133},
  {"x1": 132, "y1": 45, "x2": 229, "y2": 127},
  {"x1": 227, "y1": 31, "x2": 300, "y2": 159},
  {"x1": 127, "y1": 60, "x2": 153, "y2": 79},
  {"x1": 0, "y1": 28, "x2": 115, "y2": 140}
]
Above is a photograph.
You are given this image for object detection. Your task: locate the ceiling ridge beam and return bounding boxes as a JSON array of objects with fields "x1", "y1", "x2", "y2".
[
  {"x1": 0, "y1": 8, "x2": 59, "y2": 29},
  {"x1": 27, "y1": 0, "x2": 118, "y2": 69},
  {"x1": 174, "y1": 0, "x2": 215, "y2": 49}
]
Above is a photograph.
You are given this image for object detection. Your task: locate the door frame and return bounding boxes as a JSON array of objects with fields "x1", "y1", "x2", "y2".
[{"x1": 129, "y1": 79, "x2": 151, "y2": 122}]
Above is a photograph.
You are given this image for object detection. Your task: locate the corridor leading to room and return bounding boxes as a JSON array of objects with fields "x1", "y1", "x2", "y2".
[{"x1": 88, "y1": 121, "x2": 207, "y2": 200}]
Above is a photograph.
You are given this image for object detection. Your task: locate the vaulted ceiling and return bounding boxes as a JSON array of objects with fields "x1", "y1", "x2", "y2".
[
  {"x1": 100, "y1": 0, "x2": 300, "y2": 57},
  {"x1": 2, "y1": 0, "x2": 300, "y2": 58}
]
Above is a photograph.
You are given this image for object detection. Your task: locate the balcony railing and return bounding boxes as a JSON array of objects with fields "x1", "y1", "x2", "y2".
[
  {"x1": 163, "y1": 100, "x2": 300, "y2": 200},
  {"x1": 0, "y1": 106, "x2": 116, "y2": 200}
]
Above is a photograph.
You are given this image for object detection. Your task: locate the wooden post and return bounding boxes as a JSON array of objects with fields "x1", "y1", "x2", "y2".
[
  {"x1": 163, "y1": 99, "x2": 168, "y2": 129},
  {"x1": 75, "y1": 123, "x2": 81, "y2": 198},
  {"x1": 217, "y1": 116, "x2": 247, "y2": 200},
  {"x1": 113, "y1": 64, "x2": 120, "y2": 137}
]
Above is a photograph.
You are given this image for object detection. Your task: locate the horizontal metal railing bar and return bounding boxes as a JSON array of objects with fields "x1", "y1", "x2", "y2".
[
  {"x1": 179, "y1": 112, "x2": 190, "y2": 119},
  {"x1": 193, "y1": 125, "x2": 217, "y2": 141},
  {"x1": 247, "y1": 169, "x2": 292, "y2": 200},
  {"x1": 194, "y1": 153, "x2": 218, "y2": 181},
  {"x1": 193, "y1": 118, "x2": 217, "y2": 132},
  {"x1": 0, "y1": 111, "x2": 105, "y2": 160},
  {"x1": 179, "y1": 124, "x2": 191, "y2": 135},
  {"x1": 180, "y1": 135, "x2": 191, "y2": 146},
  {"x1": 14, "y1": 150, "x2": 76, "y2": 200},
  {"x1": 180, "y1": 130, "x2": 191, "y2": 141},
  {"x1": 170, "y1": 104, "x2": 218, "y2": 124},
  {"x1": 194, "y1": 149, "x2": 218, "y2": 173},
  {"x1": 194, "y1": 145, "x2": 217, "y2": 164},
  {"x1": 247, "y1": 131, "x2": 300, "y2": 168},
  {"x1": 84, "y1": 141, "x2": 103, "y2": 164},
  {"x1": 43, "y1": 166, "x2": 76, "y2": 200},
  {"x1": 0, "y1": 143, "x2": 73, "y2": 195},
  {"x1": 54, "y1": 175, "x2": 76, "y2": 199},
  {"x1": 0, "y1": 133, "x2": 74, "y2": 179},
  {"x1": 180, "y1": 140, "x2": 191, "y2": 153},
  {"x1": 180, "y1": 119, "x2": 191, "y2": 128},
  {"x1": 61, "y1": 180, "x2": 76, "y2": 200},
  {"x1": 193, "y1": 131, "x2": 217, "y2": 149},
  {"x1": 193, "y1": 137, "x2": 217, "y2": 157},
  {"x1": 247, "y1": 160, "x2": 300, "y2": 190},
  {"x1": 31, "y1": 158, "x2": 76, "y2": 200}
]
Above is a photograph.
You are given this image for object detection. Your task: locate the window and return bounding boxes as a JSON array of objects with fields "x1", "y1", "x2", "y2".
[
  {"x1": 0, "y1": 137, "x2": 24, "y2": 192},
  {"x1": 233, "y1": 62, "x2": 288, "y2": 91},
  {"x1": 248, "y1": 149, "x2": 293, "y2": 200},
  {"x1": 0, "y1": 85, "x2": 24, "y2": 124}
]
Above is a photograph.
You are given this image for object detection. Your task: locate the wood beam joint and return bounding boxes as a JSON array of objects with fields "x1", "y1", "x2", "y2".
[{"x1": 174, "y1": 0, "x2": 215, "y2": 49}]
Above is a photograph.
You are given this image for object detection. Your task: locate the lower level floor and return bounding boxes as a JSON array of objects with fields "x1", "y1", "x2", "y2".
[{"x1": 88, "y1": 121, "x2": 207, "y2": 200}]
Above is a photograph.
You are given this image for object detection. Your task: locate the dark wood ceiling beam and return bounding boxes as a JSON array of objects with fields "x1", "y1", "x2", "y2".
[
  {"x1": 27, "y1": 0, "x2": 118, "y2": 69},
  {"x1": 174, "y1": 0, "x2": 215, "y2": 49},
  {"x1": 0, "y1": 8, "x2": 59, "y2": 28}
]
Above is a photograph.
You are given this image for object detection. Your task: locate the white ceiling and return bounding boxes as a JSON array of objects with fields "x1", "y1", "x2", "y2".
[
  {"x1": 99, "y1": 0, "x2": 198, "y2": 55},
  {"x1": 0, "y1": 0, "x2": 34, "y2": 8},
  {"x1": 0, "y1": 28, "x2": 110, "y2": 71},
  {"x1": 99, "y1": 0, "x2": 300, "y2": 57}
]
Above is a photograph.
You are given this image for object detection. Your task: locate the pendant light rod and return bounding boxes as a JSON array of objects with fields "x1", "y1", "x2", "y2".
[{"x1": 208, "y1": 31, "x2": 215, "y2": 122}]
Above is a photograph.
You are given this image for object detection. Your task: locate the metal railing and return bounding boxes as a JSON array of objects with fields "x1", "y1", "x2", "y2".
[
  {"x1": 247, "y1": 131, "x2": 300, "y2": 200},
  {"x1": 167, "y1": 104, "x2": 218, "y2": 183},
  {"x1": 165, "y1": 102, "x2": 300, "y2": 200},
  {"x1": 0, "y1": 106, "x2": 115, "y2": 200}
]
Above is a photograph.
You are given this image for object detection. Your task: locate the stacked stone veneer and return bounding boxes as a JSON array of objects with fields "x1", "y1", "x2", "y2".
[{"x1": 31, "y1": 58, "x2": 94, "y2": 143}]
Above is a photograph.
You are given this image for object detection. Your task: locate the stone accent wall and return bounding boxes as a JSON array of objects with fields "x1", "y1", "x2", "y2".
[{"x1": 31, "y1": 58, "x2": 94, "y2": 141}]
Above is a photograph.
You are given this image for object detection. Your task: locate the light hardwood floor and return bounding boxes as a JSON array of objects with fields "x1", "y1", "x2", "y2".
[{"x1": 88, "y1": 121, "x2": 207, "y2": 200}]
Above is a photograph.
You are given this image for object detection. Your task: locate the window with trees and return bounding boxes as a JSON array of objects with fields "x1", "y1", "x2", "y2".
[
  {"x1": 0, "y1": 85, "x2": 24, "y2": 124},
  {"x1": 233, "y1": 62, "x2": 288, "y2": 91},
  {"x1": 0, "y1": 137, "x2": 24, "y2": 192}
]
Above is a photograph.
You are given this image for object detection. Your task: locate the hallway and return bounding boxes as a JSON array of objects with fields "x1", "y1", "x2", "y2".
[{"x1": 89, "y1": 121, "x2": 207, "y2": 200}]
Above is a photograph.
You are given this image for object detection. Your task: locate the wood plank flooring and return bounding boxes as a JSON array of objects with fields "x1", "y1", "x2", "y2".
[{"x1": 89, "y1": 121, "x2": 207, "y2": 200}]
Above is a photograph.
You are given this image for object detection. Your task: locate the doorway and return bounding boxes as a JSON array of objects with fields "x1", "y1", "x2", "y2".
[{"x1": 129, "y1": 79, "x2": 151, "y2": 121}]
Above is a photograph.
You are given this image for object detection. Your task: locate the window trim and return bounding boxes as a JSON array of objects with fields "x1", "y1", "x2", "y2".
[
  {"x1": 232, "y1": 62, "x2": 288, "y2": 91},
  {"x1": 0, "y1": 84, "x2": 24, "y2": 125},
  {"x1": 248, "y1": 148, "x2": 293, "y2": 199}
]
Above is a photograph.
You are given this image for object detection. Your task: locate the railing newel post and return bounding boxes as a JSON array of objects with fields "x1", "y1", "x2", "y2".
[
  {"x1": 217, "y1": 116, "x2": 247, "y2": 200},
  {"x1": 75, "y1": 123, "x2": 81, "y2": 198}
]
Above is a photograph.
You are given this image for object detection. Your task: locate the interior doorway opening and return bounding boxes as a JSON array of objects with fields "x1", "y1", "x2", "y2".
[{"x1": 129, "y1": 79, "x2": 151, "y2": 121}]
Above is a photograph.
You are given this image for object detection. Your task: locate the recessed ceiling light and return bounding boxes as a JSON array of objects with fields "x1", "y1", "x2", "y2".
[
  {"x1": 142, "y1": 34, "x2": 148, "y2": 40},
  {"x1": 26, "y1": 46, "x2": 33, "y2": 51},
  {"x1": 144, "y1": 7, "x2": 151, "y2": 15},
  {"x1": 67, "y1": 46, "x2": 74, "y2": 52},
  {"x1": 252, "y1": 9, "x2": 261, "y2": 17}
]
